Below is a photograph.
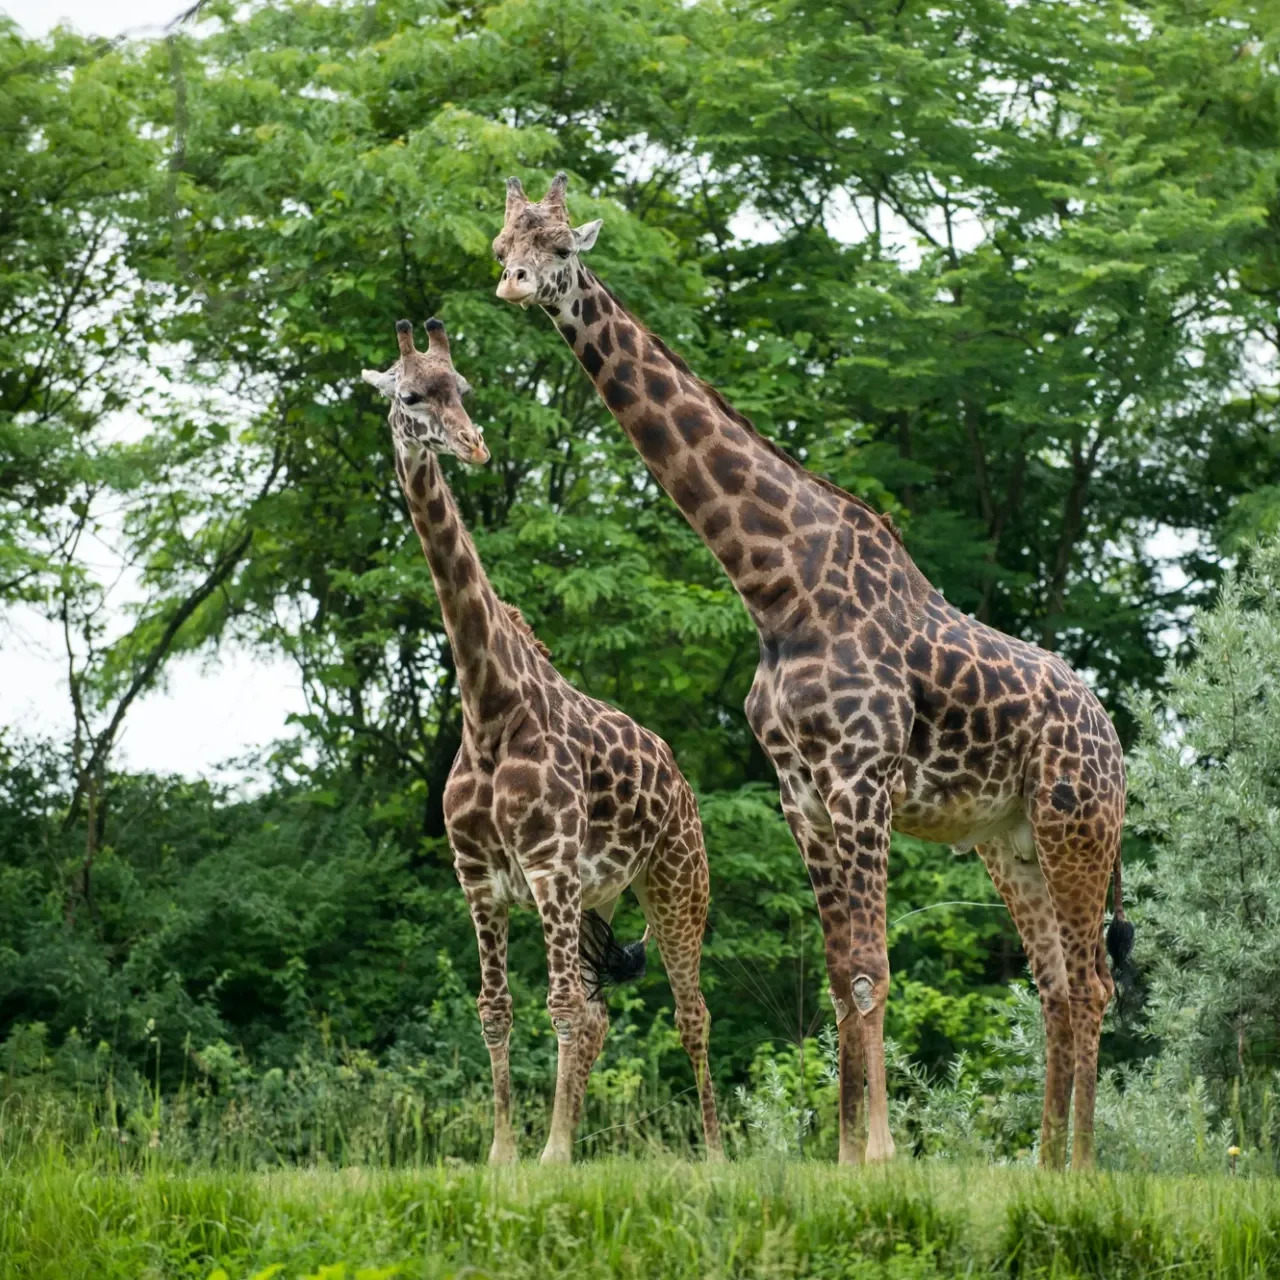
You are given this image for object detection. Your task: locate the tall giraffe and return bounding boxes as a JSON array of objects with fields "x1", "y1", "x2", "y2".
[
  {"x1": 492, "y1": 175, "x2": 1130, "y2": 1169},
  {"x1": 363, "y1": 316, "x2": 722, "y2": 1165}
]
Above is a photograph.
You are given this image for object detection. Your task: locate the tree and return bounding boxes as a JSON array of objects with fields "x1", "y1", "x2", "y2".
[
  {"x1": 5, "y1": 0, "x2": 1280, "y2": 1115},
  {"x1": 1128, "y1": 540, "x2": 1280, "y2": 1093},
  {"x1": 0, "y1": 22, "x2": 157, "y2": 607},
  {"x1": 689, "y1": 0, "x2": 1279, "y2": 731}
]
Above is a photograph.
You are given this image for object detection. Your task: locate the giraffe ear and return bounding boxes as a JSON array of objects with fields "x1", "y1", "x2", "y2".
[
  {"x1": 362, "y1": 368, "x2": 398, "y2": 398},
  {"x1": 454, "y1": 373, "x2": 473, "y2": 397},
  {"x1": 572, "y1": 219, "x2": 602, "y2": 253}
]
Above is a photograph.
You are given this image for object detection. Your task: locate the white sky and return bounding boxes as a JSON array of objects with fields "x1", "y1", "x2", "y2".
[{"x1": 1, "y1": 0, "x2": 179, "y2": 38}]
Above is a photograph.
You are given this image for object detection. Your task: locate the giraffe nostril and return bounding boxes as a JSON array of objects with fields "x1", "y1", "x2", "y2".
[{"x1": 515, "y1": 268, "x2": 528, "y2": 281}]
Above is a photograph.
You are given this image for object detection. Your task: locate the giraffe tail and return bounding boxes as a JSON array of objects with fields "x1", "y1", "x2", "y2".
[
  {"x1": 1105, "y1": 847, "x2": 1138, "y2": 1010},
  {"x1": 1105, "y1": 851, "x2": 1135, "y2": 969},
  {"x1": 580, "y1": 909, "x2": 648, "y2": 1000}
]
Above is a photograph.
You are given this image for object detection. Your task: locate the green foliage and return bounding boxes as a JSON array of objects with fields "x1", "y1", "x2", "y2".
[
  {"x1": 1128, "y1": 539, "x2": 1280, "y2": 1147},
  {"x1": 0, "y1": 1015, "x2": 707, "y2": 1169},
  {"x1": 3, "y1": 0, "x2": 1280, "y2": 1166},
  {"x1": 0, "y1": 20, "x2": 159, "y2": 606}
]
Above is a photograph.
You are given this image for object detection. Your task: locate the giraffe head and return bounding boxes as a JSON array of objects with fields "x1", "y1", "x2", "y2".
[
  {"x1": 492, "y1": 172, "x2": 602, "y2": 308},
  {"x1": 362, "y1": 318, "x2": 489, "y2": 464}
]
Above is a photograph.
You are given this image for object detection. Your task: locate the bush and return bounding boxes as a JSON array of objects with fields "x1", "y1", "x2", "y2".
[{"x1": 1128, "y1": 539, "x2": 1280, "y2": 1158}]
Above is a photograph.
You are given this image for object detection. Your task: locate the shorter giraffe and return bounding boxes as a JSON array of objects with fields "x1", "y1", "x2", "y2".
[{"x1": 363, "y1": 317, "x2": 722, "y2": 1165}]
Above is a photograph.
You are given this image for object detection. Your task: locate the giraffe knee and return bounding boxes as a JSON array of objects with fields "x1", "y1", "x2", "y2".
[
  {"x1": 547, "y1": 989, "x2": 588, "y2": 1041},
  {"x1": 838, "y1": 968, "x2": 887, "y2": 1020},
  {"x1": 675, "y1": 1000, "x2": 709, "y2": 1054},
  {"x1": 1069, "y1": 974, "x2": 1110, "y2": 1028},
  {"x1": 851, "y1": 973, "x2": 881, "y2": 1016},
  {"x1": 1099, "y1": 966, "x2": 1116, "y2": 1006},
  {"x1": 1090, "y1": 977, "x2": 1111, "y2": 1019},
  {"x1": 1094, "y1": 939, "x2": 1117, "y2": 1003},
  {"x1": 477, "y1": 997, "x2": 512, "y2": 1046}
]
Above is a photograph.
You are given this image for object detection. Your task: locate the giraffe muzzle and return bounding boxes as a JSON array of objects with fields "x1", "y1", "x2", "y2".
[
  {"x1": 454, "y1": 435, "x2": 489, "y2": 465},
  {"x1": 496, "y1": 266, "x2": 537, "y2": 306}
]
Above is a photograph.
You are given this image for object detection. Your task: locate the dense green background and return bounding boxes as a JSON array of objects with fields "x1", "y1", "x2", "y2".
[{"x1": 2, "y1": 0, "x2": 1279, "y2": 1159}]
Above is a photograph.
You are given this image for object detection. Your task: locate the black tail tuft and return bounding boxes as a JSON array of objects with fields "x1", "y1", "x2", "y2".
[
  {"x1": 1105, "y1": 851, "x2": 1139, "y2": 1018},
  {"x1": 579, "y1": 909, "x2": 648, "y2": 1000},
  {"x1": 1106, "y1": 913, "x2": 1140, "y2": 1020},
  {"x1": 1106, "y1": 914, "x2": 1135, "y2": 971}
]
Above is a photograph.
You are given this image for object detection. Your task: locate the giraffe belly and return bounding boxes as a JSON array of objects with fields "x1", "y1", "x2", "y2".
[
  {"x1": 893, "y1": 790, "x2": 1032, "y2": 855},
  {"x1": 485, "y1": 862, "x2": 537, "y2": 908},
  {"x1": 889, "y1": 727, "x2": 1030, "y2": 845},
  {"x1": 482, "y1": 852, "x2": 641, "y2": 911},
  {"x1": 579, "y1": 836, "x2": 648, "y2": 909}
]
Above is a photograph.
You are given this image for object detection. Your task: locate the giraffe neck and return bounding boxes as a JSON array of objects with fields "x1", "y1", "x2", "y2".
[
  {"x1": 544, "y1": 269, "x2": 907, "y2": 633},
  {"x1": 393, "y1": 427, "x2": 531, "y2": 727}
]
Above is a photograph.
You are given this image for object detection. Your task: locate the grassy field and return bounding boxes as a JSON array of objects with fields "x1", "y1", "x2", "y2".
[{"x1": 2, "y1": 1158, "x2": 1279, "y2": 1279}]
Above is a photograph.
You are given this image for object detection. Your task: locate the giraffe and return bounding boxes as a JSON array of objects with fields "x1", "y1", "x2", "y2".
[
  {"x1": 362, "y1": 316, "x2": 723, "y2": 1165},
  {"x1": 491, "y1": 174, "x2": 1130, "y2": 1170}
]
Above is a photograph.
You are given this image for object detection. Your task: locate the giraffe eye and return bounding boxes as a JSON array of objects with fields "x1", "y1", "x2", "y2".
[
  {"x1": 556, "y1": 247, "x2": 571, "y2": 259},
  {"x1": 401, "y1": 392, "x2": 422, "y2": 406}
]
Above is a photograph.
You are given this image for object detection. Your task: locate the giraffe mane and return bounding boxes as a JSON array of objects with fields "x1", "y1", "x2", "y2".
[
  {"x1": 593, "y1": 277, "x2": 904, "y2": 547},
  {"x1": 502, "y1": 602, "x2": 552, "y2": 658}
]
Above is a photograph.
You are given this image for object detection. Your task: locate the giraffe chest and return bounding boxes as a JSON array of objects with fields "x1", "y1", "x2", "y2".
[
  {"x1": 445, "y1": 734, "x2": 668, "y2": 912},
  {"x1": 746, "y1": 648, "x2": 910, "y2": 769}
]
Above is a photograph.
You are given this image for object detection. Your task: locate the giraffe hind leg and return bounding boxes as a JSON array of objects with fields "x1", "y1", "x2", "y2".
[
  {"x1": 567, "y1": 999, "x2": 610, "y2": 1137},
  {"x1": 568, "y1": 899, "x2": 627, "y2": 1137},
  {"x1": 1030, "y1": 768, "x2": 1123, "y2": 1170},
  {"x1": 976, "y1": 834, "x2": 1073, "y2": 1169},
  {"x1": 633, "y1": 791, "x2": 724, "y2": 1159}
]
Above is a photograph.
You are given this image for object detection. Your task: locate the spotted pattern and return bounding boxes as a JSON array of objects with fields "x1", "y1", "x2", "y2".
[
  {"x1": 494, "y1": 179, "x2": 1127, "y2": 1170},
  {"x1": 370, "y1": 319, "x2": 722, "y2": 1166}
]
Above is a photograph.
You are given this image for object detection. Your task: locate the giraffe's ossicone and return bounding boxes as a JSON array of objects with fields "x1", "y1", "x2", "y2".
[
  {"x1": 493, "y1": 174, "x2": 1129, "y2": 1171},
  {"x1": 364, "y1": 317, "x2": 723, "y2": 1166}
]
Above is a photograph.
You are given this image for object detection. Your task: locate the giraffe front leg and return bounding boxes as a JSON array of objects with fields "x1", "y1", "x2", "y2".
[
  {"x1": 529, "y1": 864, "x2": 587, "y2": 1166},
  {"x1": 633, "y1": 796, "x2": 725, "y2": 1161},
  {"x1": 820, "y1": 766, "x2": 898, "y2": 1165},
  {"x1": 463, "y1": 888, "x2": 517, "y2": 1166},
  {"x1": 777, "y1": 770, "x2": 864, "y2": 1165}
]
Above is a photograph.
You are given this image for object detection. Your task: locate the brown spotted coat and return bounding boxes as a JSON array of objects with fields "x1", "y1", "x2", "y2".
[
  {"x1": 493, "y1": 176, "x2": 1126, "y2": 1169},
  {"x1": 364, "y1": 317, "x2": 723, "y2": 1165}
]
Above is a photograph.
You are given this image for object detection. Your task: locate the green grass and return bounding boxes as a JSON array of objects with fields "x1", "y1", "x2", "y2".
[{"x1": 2, "y1": 1159, "x2": 1279, "y2": 1279}]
